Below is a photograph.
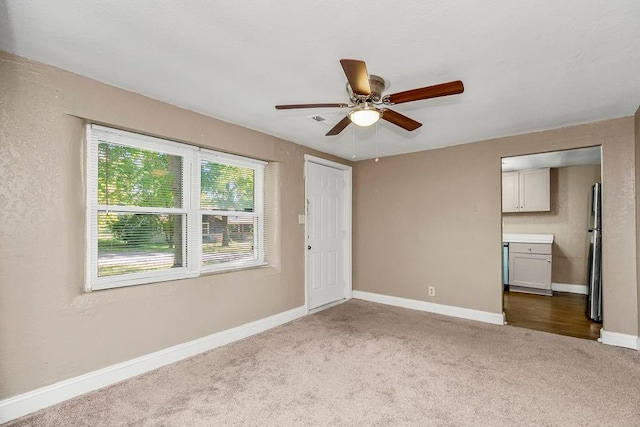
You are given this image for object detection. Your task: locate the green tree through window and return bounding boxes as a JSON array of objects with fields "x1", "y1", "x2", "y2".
[{"x1": 97, "y1": 142, "x2": 185, "y2": 274}]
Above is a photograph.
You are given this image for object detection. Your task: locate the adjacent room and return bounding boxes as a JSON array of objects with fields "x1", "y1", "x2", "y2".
[
  {"x1": 1, "y1": 1, "x2": 640, "y2": 425},
  {"x1": 501, "y1": 147, "x2": 604, "y2": 340}
]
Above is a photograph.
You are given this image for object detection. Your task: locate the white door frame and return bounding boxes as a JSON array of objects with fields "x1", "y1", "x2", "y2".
[{"x1": 304, "y1": 154, "x2": 353, "y2": 312}]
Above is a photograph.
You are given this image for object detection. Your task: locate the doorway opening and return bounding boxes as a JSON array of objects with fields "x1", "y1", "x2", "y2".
[{"x1": 500, "y1": 146, "x2": 602, "y2": 340}]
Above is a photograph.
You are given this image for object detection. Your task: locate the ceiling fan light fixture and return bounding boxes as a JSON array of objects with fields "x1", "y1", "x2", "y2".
[{"x1": 348, "y1": 106, "x2": 381, "y2": 127}]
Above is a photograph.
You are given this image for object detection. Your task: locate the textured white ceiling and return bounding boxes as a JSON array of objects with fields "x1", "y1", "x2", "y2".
[{"x1": 1, "y1": 1, "x2": 639, "y2": 160}]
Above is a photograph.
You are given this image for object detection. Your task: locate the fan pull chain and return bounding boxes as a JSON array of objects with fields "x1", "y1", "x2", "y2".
[
  {"x1": 375, "y1": 121, "x2": 379, "y2": 162},
  {"x1": 351, "y1": 125, "x2": 356, "y2": 160}
]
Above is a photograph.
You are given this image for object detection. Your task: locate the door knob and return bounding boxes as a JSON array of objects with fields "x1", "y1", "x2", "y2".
[{"x1": 308, "y1": 245, "x2": 311, "y2": 250}]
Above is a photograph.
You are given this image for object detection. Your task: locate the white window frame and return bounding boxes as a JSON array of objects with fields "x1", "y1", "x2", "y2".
[{"x1": 86, "y1": 125, "x2": 266, "y2": 291}]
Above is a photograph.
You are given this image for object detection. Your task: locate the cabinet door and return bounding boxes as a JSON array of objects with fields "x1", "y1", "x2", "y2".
[
  {"x1": 501, "y1": 171, "x2": 519, "y2": 213},
  {"x1": 508, "y1": 252, "x2": 552, "y2": 290},
  {"x1": 520, "y1": 168, "x2": 550, "y2": 212}
]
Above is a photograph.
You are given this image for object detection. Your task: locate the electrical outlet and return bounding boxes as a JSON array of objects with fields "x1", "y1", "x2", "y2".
[{"x1": 428, "y1": 286, "x2": 436, "y2": 297}]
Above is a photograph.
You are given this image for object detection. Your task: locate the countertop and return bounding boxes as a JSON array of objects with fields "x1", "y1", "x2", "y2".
[{"x1": 503, "y1": 233, "x2": 554, "y2": 244}]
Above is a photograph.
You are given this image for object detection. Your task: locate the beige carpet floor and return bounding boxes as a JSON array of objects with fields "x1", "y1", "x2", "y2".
[{"x1": 5, "y1": 299, "x2": 640, "y2": 426}]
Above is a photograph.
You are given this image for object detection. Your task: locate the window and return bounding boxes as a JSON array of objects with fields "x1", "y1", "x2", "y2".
[
  {"x1": 200, "y1": 155, "x2": 264, "y2": 269},
  {"x1": 87, "y1": 125, "x2": 266, "y2": 290}
]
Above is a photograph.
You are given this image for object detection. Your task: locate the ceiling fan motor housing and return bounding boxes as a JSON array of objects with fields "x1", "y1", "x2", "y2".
[{"x1": 347, "y1": 74, "x2": 387, "y2": 103}]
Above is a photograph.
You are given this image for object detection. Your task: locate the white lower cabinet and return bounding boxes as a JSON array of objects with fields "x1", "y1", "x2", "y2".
[{"x1": 508, "y1": 242, "x2": 552, "y2": 295}]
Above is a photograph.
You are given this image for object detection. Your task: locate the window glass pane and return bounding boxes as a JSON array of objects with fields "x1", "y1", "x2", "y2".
[
  {"x1": 98, "y1": 142, "x2": 183, "y2": 208},
  {"x1": 202, "y1": 214, "x2": 256, "y2": 266},
  {"x1": 98, "y1": 212, "x2": 184, "y2": 277},
  {"x1": 201, "y1": 161, "x2": 254, "y2": 211}
]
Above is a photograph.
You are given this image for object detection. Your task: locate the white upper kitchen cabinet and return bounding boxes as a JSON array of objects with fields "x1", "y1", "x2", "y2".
[
  {"x1": 502, "y1": 171, "x2": 519, "y2": 213},
  {"x1": 502, "y1": 168, "x2": 550, "y2": 213}
]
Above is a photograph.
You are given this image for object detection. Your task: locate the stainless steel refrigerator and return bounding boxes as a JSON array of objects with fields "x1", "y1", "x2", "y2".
[{"x1": 586, "y1": 182, "x2": 603, "y2": 322}]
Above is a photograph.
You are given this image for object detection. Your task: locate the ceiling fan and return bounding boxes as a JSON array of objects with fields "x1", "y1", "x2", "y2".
[{"x1": 275, "y1": 59, "x2": 464, "y2": 136}]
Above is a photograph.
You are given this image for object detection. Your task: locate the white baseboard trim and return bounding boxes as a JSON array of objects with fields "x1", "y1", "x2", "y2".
[
  {"x1": 352, "y1": 291, "x2": 505, "y2": 326},
  {"x1": 551, "y1": 282, "x2": 588, "y2": 295},
  {"x1": 599, "y1": 329, "x2": 640, "y2": 350},
  {"x1": 0, "y1": 305, "x2": 307, "y2": 424}
]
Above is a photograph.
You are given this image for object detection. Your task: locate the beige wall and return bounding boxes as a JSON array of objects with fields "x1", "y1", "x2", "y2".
[
  {"x1": 354, "y1": 117, "x2": 638, "y2": 337},
  {"x1": 0, "y1": 52, "x2": 349, "y2": 399},
  {"x1": 503, "y1": 165, "x2": 602, "y2": 285}
]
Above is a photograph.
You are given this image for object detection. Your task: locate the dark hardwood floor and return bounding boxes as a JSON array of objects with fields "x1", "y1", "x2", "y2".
[{"x1": 503, "y1": 290, "x2": 601, "y2": 340}]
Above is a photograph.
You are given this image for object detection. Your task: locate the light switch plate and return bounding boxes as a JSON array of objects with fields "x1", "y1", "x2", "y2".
[{"x1": 298, "y1": 215, "x2": 305, "y2": 224}]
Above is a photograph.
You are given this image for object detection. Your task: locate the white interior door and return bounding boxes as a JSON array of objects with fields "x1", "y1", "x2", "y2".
[{"x1": 306, "y1": 161, "x2": 347, "y2": 310}]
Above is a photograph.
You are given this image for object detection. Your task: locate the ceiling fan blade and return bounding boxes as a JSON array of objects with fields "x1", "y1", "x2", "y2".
[
  {"x1": 275, "y1": 103, "x2": 349, "y2": 110},
  {"x1": 340, "y1": 59, "x2": 371, "y2": 96},
  {"x1": 381, "y1": 109, "x2": 422, "y2": 131},
  {"x1": 385, "y1": 80, "x2": 464, "y2": 105},
  {"x1": 326, "y1": 116, "x2": 352, "y2": 136}
]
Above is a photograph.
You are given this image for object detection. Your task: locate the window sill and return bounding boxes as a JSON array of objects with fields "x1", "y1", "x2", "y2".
[
  {"x1": 87, "y1": 269, "x2": 198, "y2": 291},
  {"x1": 87, "y1": 263, "x2": 269, "y2": 291},
  {"x1": 200, "y1": 262, "x2": 269, "y2": 276}
]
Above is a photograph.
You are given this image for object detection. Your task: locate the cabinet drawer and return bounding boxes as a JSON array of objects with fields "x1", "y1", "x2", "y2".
[{"x1": 509, "y1": 242, "x2": 552, "y2": 255}]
